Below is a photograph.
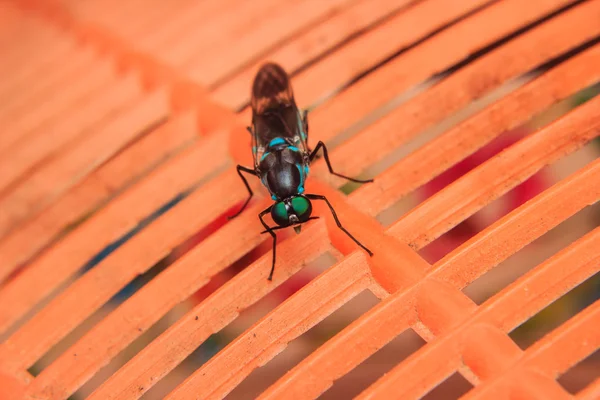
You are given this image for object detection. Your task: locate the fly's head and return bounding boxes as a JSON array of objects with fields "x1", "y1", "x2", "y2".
[{"x1": 271, "y1": 195, "x2": 313, "y2": 233}]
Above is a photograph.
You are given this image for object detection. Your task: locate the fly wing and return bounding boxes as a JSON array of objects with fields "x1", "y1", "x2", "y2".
[
  {"x1": 250, "y1": 63, "x2": 309, "y2": 167},
  {"x1": 251, "y1": 62, "x2": 295, "y2": 114}
]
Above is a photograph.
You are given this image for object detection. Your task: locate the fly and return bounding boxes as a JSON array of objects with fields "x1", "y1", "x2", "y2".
[{"x1": 228, "y1": 62, "x2": 373, "y2": 281}]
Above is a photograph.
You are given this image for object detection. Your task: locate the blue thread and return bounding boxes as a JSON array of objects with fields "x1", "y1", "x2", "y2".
[
  {"x1": 288, "y1": 146, "x2": 299, "y2": 152},
  {"x1": 260, "y1": 152, "x2": 270, "y2": 162},
  {"x1": 304, "y1": 165, "x2": 310, "y2": 175},
  {"x1": 252, "y1": 146, "x2": 257, "y2": 154},
  {"x1": 271, "y1": 194, "x2": 277, "y2": 200},
  {"x1": 296, "y1": 164, "x2": 305, "y2": 193},
  {"x1": 269, "y1": 137, "x2": 286, "y2": 147}
]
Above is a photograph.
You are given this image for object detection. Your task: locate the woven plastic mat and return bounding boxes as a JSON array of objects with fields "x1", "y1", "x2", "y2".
[{"x1": 0, "y1": 0, "x2": 599, "y2": 399}]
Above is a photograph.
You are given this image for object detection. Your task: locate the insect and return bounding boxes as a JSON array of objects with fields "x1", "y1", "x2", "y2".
[{"x1": 229, "y1": 62, "x2": 373, "y2": 281}]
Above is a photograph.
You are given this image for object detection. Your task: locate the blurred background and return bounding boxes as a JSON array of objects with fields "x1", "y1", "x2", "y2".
[{"x1": 1, "y1": 0, "x2": 599, "y2": 398}]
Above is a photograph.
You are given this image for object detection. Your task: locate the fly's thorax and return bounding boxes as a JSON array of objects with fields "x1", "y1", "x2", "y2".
[{"x1": 259, "y1": 144, "x2": 308, "y2": 200}]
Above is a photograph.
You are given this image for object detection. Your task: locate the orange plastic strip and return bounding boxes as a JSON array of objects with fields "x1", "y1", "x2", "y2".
[
  {"x1": 185, "y1": 0, "x2": 354, "y2": 85},
  {"x1": 0, "y1": 25, "x2": 73, "y2": 97},
  {"x1": 577, "y1": 377, "x2": 600, "y2": 400},
  {"x1": 0, "y1": 90, "x2": 169, "y2": 238},
  {"x1": 464, "y1": 300, "x2": 600, "y2": 399},
  {"x1": 0, "y1": 73, "x2": 142, "y2": 193},
  {"x1": 0, "y1": 113, "x2": 198, "y2": 281},
  {"x1": 390, "y1": 93, "x2": 600, "y2": 248},
  {"x1": 166, "y1": 252, "x2": 375, "y2": 400},
  {"x1": 289, "y1": 0, "x2": 572, "y2": 147},
  {"x1": 323, "y1": 0, "x2": 600, "y2": 183},
  {"x1": 89, "y1": 222, "x2": 332, "y2": 400},
  {"x1": 258, "y1": 157, "x2": 600, "y2": 399},
  {"x1": 0, "y1": 134, "x2": 227, "y2": 334},
  {"x1": 212, "y1": 0, "x2": 414, "y2": 108},
  {"x1": 159, "y1": 0, "x2": 284, "y2": 67},
  {"x1": 0, "y1": 58, "x2": 115, "y2": 153},
  {"x1": 351, "y1": 42, "x2": 600, "y2": 215},
  {"x1": 25, "y1": 201, "x2": 270, "y2": 399},
  {"x1": 0, "y1": 169, "x2": 244, "y2": 373},
  {"x1": 288, "y1": 0, "x2": 495, "y2": 110},
  {"x1": 357, "y1": 227, "x2": 600, "y2": 398},
  {"x1": 0, "y1": 47, "x2": 96, "y2": 120}
]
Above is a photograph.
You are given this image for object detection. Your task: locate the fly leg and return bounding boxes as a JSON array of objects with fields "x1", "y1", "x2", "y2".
[
  {"x1": 303, "y1": 110, "x2": 319, "y2": 158},
  {"x1": 306, "y1": 194, "x2": 373, "y2": 257},
  {"x1": 303, "y1": 109, "x2": 309, "y2": 135},
  {"x1": 229, "y1": 165, "x2": 258, "y2": 219},
  {"x1": 259, "y1": 205, "x2": 277, "y2": 281},
  {"x1": 309, "y1": 141, "x2": 373, "y2": 183}
]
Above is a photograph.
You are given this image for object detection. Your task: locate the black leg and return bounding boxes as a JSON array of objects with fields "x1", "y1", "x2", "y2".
[
  {"x1": 246, "y1": 126, "x2": 253, "y2": 135},
  {"x1": 229, "y1": 165, "x2": 258, "y2": 219},
  {"x1": 259, "y1": 205, "x2": 276, "y2": 281},
  {"x1": 303, "y1": 110, "x2": 320, "y2": 157},
  {"x1": 303, "y1": 109, "x2": 309, "y2": 134},
  {"x1": 309, "y1": 141, "x2": 373, "y2": 183},
  {"x1": 306, "y1": 194, "x2": 373, "y2": 257}
]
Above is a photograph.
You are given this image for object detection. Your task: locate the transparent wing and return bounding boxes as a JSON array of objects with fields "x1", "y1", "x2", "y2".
[
  {"x1": 250, "y1": 63, "x2": 309, "y2": 167},
  {"x1": 251, "y1": 106, "x2": 308, "y2": 167}
]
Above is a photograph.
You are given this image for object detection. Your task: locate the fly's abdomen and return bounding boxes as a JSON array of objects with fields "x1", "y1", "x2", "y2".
[{"x1": 251, "y1": 63, "x2": 295, "y2": 114}]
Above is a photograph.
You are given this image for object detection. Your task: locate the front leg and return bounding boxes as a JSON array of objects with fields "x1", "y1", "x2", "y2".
[
  {"x1": 303, "y1": 110, "x2": 320, "y2": 158},
  {"x1": 258, "y1": 205, "x2": 277, "y2": 281},
  {"x1": 303, "y1": 109, "x2": 309, "y2": 135},
  {"x1": 309, "y1": 141, "x2": 373, "y2": 183},
  {"x1": 228, "y1": 165, "x2": 258, "y2": 219},
  {"x1": 306, "y1": 194, "x2": 373, "y2": 257}
]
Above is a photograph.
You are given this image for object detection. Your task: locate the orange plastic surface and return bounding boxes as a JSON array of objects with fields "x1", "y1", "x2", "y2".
[{"x1": 0, "y1": 0, "x2": 598, "y2": 399}]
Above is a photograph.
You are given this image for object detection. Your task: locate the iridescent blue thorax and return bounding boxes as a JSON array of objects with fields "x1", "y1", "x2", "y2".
[{"x1": 258, "y1": 137, "x2": 310, "y2": 201}]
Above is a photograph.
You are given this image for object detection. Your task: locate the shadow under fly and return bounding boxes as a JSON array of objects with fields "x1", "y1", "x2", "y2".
[{"x1": 228, "y1": 62, "x2": 374, "y2": 280}]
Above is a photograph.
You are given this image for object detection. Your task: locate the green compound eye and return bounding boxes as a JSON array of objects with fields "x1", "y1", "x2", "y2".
[
  {"x1": 291, "y1": 197, "x2": 309, "y2": 215},
  {"x1": 291, "y1": 196, "x2": 312, "y2": 221},
  {"x1": 271, "y1": 202, "x2": 288, "y2": 226}
]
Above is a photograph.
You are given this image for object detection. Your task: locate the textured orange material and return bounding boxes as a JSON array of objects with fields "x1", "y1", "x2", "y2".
[
  {"x1": 1, "y1": 0, "x2": 599, "y2": 399},
  {"x1": 259, "y1": 158, "x2": 600, "y2": 399},
  {"x1": 34, "y1": 200, "x2": 274, "y2": 399},
  {"x1": 0, "y1": 51, "x2": 110, "y2": 153},
  {"x1": 0, "y1": 73, "x2": 142, "y2": 193},
  {"x1": 0, "y1": 90, "x2": 169, "y2": 237},
  {"x1": 333, "y1": 0, "x2": 600, "y2": 184},
  {"x1": 390, "y1": 93, "x2": 600, "y2": 248},
  {"x1": 212, "y1": 0, "x2": 415, "y2": 108},
  {"x1": 89, "y1": 220, "x2": 333, "y2": 400},
  {"x1": 358, "y1": 227, "x2": 600, "y2": 398},
  {"x1": 185, "y1": 0, "x2": 354, "y2": 85},
  {"x1": 165, "y1": 251, "x2": 377, "y2": 400},
  {"x1": 352, "y1": 42, "x2": 600, "y2": 215},
  {"x1": 0, "y1": 46, "x2": 97, "y2": 121},
  {"x1": 0, "y1": 169, "x2": 245, "y2": 372},
  {"x1": 0, "y1": 135, "x2": 228, "y2": 335},
  {"x1": 0, "y1": 112, "x2": 198, "y2": 282},
  {"x1": 464, "y1": 299, "x2": 600, "y2": 399}
]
